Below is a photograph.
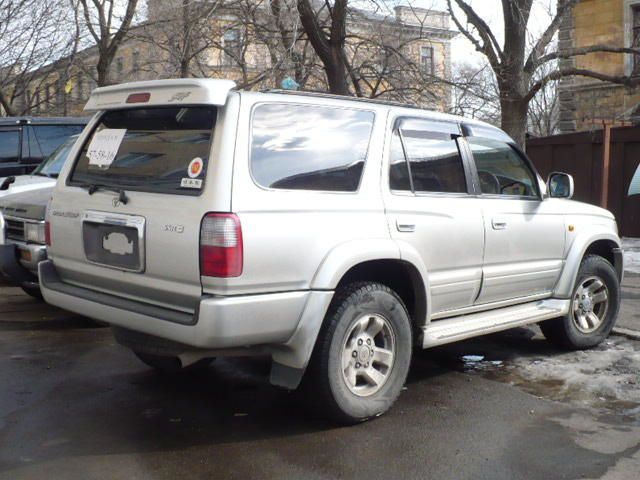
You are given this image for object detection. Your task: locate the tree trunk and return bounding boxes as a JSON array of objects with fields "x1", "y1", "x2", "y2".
[
  {"x1": 325, "y1": 47, "x2": 350, "y2": 95},
  {"x1": 96, "y1": 55, "x2": 112, "y2": 87},
  {"x1": 500, "y1": 97, "x2": 529, "y2": 148},
  {"x1": 296, "y1": 0, "x2": 350, "y2": 95}
]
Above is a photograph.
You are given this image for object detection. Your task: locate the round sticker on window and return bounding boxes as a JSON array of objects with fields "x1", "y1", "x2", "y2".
[{"x1": 188, "y1": 157, "x2": 204, "y2": 178}]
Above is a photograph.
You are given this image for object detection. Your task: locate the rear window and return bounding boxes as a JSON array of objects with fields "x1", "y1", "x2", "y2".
[
  {"x1": 250, "y1": 103, "x2": 374, "y2": 192},
  {"x1": 69, "y1": 107, "x2": 216, "y2": 195},
  {"x1": 26, "y1": 125, "x2": 85, "y2": 160}
]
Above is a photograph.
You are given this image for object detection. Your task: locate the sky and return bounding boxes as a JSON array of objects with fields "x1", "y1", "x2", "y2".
[{"x1": 392, "y1": 0, "x2": 557, "y2": 67}]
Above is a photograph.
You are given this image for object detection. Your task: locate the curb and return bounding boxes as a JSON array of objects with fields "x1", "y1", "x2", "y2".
[{"x1": 612, "y1": 327, "x2": 640, "y2": 341}]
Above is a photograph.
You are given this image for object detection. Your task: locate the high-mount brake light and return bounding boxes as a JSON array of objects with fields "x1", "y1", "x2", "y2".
[
  {"x1": 200, "y1": 213, "x2": 243, "y2": 278},
  {"x1": 126, "y1": 92, "x2": 151, "y2": 104}
]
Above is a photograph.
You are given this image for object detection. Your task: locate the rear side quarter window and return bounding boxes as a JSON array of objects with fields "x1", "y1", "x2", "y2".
[{"x1": 250, "y1": 103, "x2": 375, "y2": 192}]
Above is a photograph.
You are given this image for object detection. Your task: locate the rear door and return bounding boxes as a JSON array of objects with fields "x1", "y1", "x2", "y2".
[
  {"x1": 383, "y1": 117, "x2": 485, "y2": 314},
  {"x1": 49, "y1": 105, "x2": 225, "y2": 313},
  {"x1": 465, "y1": 133, "x2": 565, "y2": 304}
]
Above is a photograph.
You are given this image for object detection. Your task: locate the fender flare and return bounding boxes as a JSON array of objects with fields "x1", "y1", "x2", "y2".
[
  {"x1": 310, "y1": 238, "x2": 431, "y2": 323},
  {"x1": 554, "y1": 229, "x2": 622, "y2": 298}
]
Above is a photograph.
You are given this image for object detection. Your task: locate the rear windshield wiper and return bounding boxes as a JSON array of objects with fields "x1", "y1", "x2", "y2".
[
  {"x1": 32, "y1": 172, "x2": 52, "y2": 178},
  {"x1": 79, "y1": 182, "x2": 129, "y2": 205}
]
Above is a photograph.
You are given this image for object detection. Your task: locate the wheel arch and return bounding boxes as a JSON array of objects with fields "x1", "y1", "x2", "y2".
[
  {"x1": 335, "y1": 259, "x2": 428, "y2": 334},
  {"x1": 310, "y1": 239, "x2": 431, "y2": 328},
  {"x1": 554, "y1": 231, "x2": 623, "y2": 298}
]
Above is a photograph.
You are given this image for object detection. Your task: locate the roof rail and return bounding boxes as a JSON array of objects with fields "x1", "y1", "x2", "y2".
[{"x1": 262, "y1": 89, "x2": 422, "y2": 110}]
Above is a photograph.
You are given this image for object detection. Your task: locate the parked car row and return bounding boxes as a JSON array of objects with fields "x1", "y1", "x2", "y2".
[
  {"x1": 0, "y1": 117, "x2": 87, "y2": 178},
  {"x1": 0, "y1": 79, "x2": 625, "y2": 423},
  {"x1": 0, "y1": 135, "x2": 80, "y2": 297}
]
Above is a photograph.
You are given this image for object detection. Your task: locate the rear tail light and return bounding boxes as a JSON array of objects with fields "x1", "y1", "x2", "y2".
[
  {"x1": 200, "y1": 213, "x2": 243, "y2": 277},
  {"x1": 45, "y1": 221, "x2": 52, "y2": 246}
]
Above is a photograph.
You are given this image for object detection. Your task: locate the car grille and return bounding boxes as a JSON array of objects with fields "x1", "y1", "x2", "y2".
[{"x1": 5, "y1": 218, "x2": 25, "y2": 241}]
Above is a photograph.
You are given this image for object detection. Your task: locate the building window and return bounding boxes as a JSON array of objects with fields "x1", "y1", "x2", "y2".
[
  {"x1": 222, "y1": 29, "x2": 242, "y2": 67},
  {"x1": 116, "y1": 57, "x2": 124, "y2": 76},
  {"x1": 132, "y1": 50, "x2": 140, "y2": 72},
  {"x1": 421, "y1": 46, "x2": 434, "y2": 75},
  {"x1": 633, "y1": 6, "x2": 640, "y2": 75},
  {"x1": 77, "y1": 76, "x2": 84, "y2": 100}
]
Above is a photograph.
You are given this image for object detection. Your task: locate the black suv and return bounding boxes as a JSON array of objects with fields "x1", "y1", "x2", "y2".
[{"x1": 0, "y1": 117, "x2": 88, "y2": 176}]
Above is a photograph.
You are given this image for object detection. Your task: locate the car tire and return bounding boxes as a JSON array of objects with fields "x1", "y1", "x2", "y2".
[
  {"x1": 306, "y1": 282, "x2": 413, "y2": 424},
  {"x1": 134, "y1": 351, "x2": 214, "y2": 374},
  {"x1": 21, "y1": 285, "x2": 43, "y2": 300},
  {"x1": 540, "y1": 255, "x2": 620, "y2": 350}
]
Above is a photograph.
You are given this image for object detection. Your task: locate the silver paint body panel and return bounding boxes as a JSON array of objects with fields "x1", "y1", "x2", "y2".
[{"x1": 40, "y1": 79, "x2": 622, "y2": 381}]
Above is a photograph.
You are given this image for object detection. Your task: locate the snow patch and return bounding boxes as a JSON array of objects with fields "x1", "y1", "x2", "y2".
[
  {"x1": 508, "y1": 337, "x2": 640, "y2": 411},
  {"x1": 623, "y1": 237, "x2": 640, "y2": 274}
]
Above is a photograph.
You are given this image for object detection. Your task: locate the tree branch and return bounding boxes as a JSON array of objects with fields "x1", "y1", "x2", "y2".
[
  {"x1": 525, "y1": 0, "x2": 579, "y2": 72},
  {"x1": 526, "y1": 68, "x2": 640, "y2": 102}
]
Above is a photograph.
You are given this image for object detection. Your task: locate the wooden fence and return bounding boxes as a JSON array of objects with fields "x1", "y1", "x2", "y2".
[{"x1": 527, "y1": 125, "x2": 640, "y2": 237}]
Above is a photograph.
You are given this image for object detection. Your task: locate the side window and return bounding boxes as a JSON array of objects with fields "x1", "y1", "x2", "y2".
[
  {"x1": 467, "y1": 137, "x2": 538, "y2": 197},
  {"x1": 251, "y1": 103, "x2": 374, "y2": 192},
  {"x1": 389, "y1": 131, "x2": 411, "y2": 191},
  {"x1": 0, "y1": 129, "x2": 21, "y2": 164},
  {"x1": 389, "y1": 118, "x2": 467, "y2": 194}
]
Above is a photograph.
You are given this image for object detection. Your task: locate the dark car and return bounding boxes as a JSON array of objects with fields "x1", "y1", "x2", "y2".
[{"x1": 0, "y1": 117, "x2": 88, "y2": 177}]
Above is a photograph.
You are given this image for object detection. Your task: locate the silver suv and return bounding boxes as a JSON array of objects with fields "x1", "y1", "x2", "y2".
[{"x1": 40, "y1": 79, "x2": 623, "y2": 423}]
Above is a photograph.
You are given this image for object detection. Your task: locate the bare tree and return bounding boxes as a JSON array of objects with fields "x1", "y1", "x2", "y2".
[
  {"x1": 132, "y1": 0, "x2": 227, "y2": 79},
  {"x1": 76, "y1": 0, "x2": 140, "y2": 86},
  {"x1": 447, "y1": 0, "x2": 640, "y2": 146},
  {"x1": 450, "y1": 61, "x2": 500, "y2": 124},
  {"x1": 0, "y1": 0, "x2": 77, "y2": 115}
]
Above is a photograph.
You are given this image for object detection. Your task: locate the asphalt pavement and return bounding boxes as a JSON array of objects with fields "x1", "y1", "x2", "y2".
[{"x1": 0, "y1": 276, "x2": 638, "y2": 480}]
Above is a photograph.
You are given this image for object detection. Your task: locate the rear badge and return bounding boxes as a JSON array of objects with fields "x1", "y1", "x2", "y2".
[
  {"x1": 188, "y1": 157, "x2": 204, "y2": 178},
  {"x1": 181, "y1": 178, "x2": 202, "y2": 189}
]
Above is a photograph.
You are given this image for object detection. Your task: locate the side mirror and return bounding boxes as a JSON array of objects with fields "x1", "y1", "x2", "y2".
[{"x1": 547, "y1": 172, "x2": 574, "y2": 199}]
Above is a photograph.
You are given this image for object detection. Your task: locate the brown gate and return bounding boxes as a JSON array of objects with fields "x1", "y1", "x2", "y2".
[{"x1": 527, "y1": 126, "x2": 640, "y2": 237}]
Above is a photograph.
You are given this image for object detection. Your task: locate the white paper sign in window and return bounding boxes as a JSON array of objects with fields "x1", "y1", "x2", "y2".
[{"x1": 87, "y1": 128, "x2": 127, "y2": 168}]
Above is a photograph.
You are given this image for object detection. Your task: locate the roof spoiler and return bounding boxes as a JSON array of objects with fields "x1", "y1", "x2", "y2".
[{"x1": 84, "y1": 79, "x2": 236, "y2": 111}]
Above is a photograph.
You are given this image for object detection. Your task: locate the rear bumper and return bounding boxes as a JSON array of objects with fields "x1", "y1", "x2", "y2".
[
  {"x1": 0, "y1": 242, "x2": 45, "y2": 284},
  {"x1": 39, "y1": 260, "x2": 332, "y2": 355}
]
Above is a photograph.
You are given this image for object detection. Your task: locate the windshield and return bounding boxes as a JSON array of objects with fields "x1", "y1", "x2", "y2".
[
  {"x1": 33, "y1": 135, "x2": 79, "y2": 178},
  {"x1": 69, "y1": 107, "x2": 216, "y2": 195}
]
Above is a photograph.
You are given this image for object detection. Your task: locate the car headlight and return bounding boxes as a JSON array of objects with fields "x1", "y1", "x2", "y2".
[{"x1": 24, "y1": 222, "x2": 46, "y2": 244}]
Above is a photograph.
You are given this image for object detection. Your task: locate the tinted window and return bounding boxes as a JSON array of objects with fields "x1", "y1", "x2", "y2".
[
  {"x1": 0, "y1": 130, "x2": 20, "y2": 164},
  {"x1": 389, "y1": 132, "x2": 411, "y2": 191},
  {"x1": 34, "y1": 135, "x2": 78, "y2": 178},
  {"x1": 28, "y1": 125, "x2": 84, "y2": 159},
  {"x1": 70, "y1": 107, "x2": 215, "y2": 195},
  {"x1": 467, "y1": 137, "x2": 538, "y2": 197},
  {"x1": 392, "y1": 119, "x2": 466, "y2": 194},
  {"x1": 251, "y1": 104, "x2": 374, "y2": 191}
]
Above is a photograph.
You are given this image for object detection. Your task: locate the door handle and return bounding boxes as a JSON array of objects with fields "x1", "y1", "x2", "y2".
[
  {"x1": 492, "y1": 218, "x2": 508, "y2": 230},
  {"x1": 396, "y1": 220, "x2": 415, "y2": 233}
]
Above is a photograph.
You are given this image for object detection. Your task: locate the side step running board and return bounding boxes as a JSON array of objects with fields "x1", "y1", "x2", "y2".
[{"x1": 421, "y1": 299, "x2": 571, "y2": 348}]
